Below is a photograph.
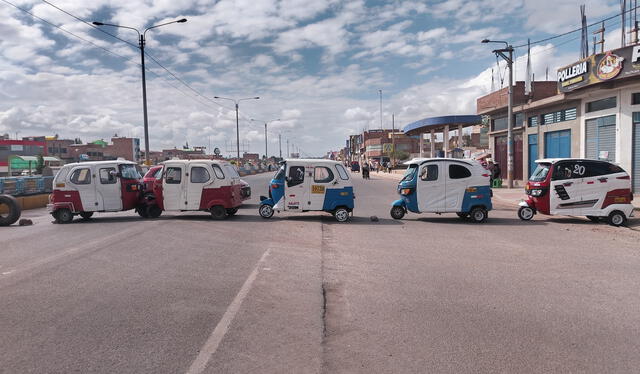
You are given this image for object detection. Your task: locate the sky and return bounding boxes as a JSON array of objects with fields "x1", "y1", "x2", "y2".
[{"x1": 0, "y1": 0, "x2": 627, "y2": 157}]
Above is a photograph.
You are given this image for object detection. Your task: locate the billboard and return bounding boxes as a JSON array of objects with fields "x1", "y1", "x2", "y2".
[{"x1": 558, "y1": 44, "x2": 640, "y2": 93}]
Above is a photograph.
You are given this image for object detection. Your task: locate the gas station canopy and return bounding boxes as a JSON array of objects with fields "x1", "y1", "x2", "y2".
[{"x1": 403, "y1": 115, "x2": 481, "y2": 136}]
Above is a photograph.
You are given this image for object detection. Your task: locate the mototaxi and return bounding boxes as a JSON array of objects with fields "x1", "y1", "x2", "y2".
[
  {"x1": 390, "y1": 158, "x2": 493, "y2": 223},
  {"x1": 258, "y1": 159, "x2": 354, "y2": 222},
  {"x1": 518, "y1": 158, "x2": 634, "y2": 226},
  {"x1": 48, "y1": 160, "x2": 144, "y2": 223},
  {"x1": 143, "y1": 159, "x2": 249, "y2": 219}
]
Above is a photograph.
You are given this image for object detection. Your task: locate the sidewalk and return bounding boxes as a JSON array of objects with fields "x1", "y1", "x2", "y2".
[{"x1": 367, "y1": 171, "x2": 640, "y2": 210}]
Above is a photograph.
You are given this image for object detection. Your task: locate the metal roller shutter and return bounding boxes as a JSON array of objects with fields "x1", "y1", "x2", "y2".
[{"x1": 585, "y1": 115, "x2": 616, "y2": 162}]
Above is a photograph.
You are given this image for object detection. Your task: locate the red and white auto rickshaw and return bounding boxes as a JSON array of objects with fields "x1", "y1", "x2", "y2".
[
  {"x1": 48, "y1": 160, "x2": 145, "y2": 223},
  {"x1": 518, "y1": 158, "x2": 634, "y2": 226},
  {"x1": 143, "y1": 159, "x2": 249, "y2": 219}
]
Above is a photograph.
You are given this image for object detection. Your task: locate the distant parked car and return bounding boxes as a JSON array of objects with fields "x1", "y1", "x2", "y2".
[{"x1": 351, "y1": 161, "x2": 360, "y2": 172}]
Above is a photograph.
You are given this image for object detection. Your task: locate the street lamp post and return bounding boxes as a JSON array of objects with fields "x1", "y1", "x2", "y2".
[
  {"x1": 251, "y1": 118, "x2": 280, "y2": 159},
  {"x1": 482, "y1": 39, "x2": 514, "y2": 188},
  {"x1": 93, "y1": 18, "x2": 187, "y2": 166},
  {"x1": 214, "y1": 96, "x2": 260, "y2": 165}
]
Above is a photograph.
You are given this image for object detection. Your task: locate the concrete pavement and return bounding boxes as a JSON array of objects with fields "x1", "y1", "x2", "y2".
[{"x1": 1, "y1": 172, "x2": 639, "y2": 373}]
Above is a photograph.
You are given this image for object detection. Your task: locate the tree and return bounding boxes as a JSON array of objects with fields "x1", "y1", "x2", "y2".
[{"x1": 35, "y1": 154, "x2": 44, "y2": 174}]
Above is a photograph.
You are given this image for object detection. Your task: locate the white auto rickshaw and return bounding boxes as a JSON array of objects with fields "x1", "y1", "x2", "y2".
[
  {"x1": 258, "y1": 159, "x2": 354, "y2": 222},
  {"x1": 48, "y1": 160, "x2": 144, "y2": 223},
  {"x1": 144, "y1": 159, "x2": 248, "y2": 219}
]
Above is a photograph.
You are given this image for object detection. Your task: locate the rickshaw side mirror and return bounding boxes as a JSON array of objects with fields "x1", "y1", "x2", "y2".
[{"x1": 109, "y1": 170, "x2": 120, "y2": 178}]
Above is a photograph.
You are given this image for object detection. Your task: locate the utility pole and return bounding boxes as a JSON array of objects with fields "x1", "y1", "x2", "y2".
[
  {"x1": 279, "y1": 133, "x2": 282, "y2": 158},
  {"x1": 286, "y1": 139, "x2": 289, "y2": 158},
  {"x1": 379, "y1": 89, "x2": 383, "y2": 130},
  {"x1": 213, "y1": 96, "x2": 260, "y2": 165},
  {"x1": 391, "y1": 113, "x2": 396, "y2": 167},
  {"x1": 482, "y1": 39, "x2": 515, "y2": 188}
]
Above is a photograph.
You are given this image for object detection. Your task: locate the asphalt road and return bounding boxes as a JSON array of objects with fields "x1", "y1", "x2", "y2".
[{"x1": 1, "y1": 171, "x2": 639, "y2": 373}]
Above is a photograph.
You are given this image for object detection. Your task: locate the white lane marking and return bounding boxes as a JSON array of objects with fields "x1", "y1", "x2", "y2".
[{"x1": 185, "y1": 248, "x2": 271, "y2": 374}]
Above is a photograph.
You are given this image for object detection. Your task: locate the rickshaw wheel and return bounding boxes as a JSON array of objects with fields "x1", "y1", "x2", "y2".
[
  {"x1": 390, "y1": 206, "x2": 405, "y2": 220},
  {"x1": 54, "y1": 208, "x2": 74, "y2": 224},
  {"x1": 517, "y1": 206, "x2": 535, "y2": 221},
  {"x1": 226, "y1": 208, "x2": 238, "y2": 216},
  {"x1": 79, "y1": 212, "x2": 94, "y2": 220},
  {"x1": 607, "y1": 210, "x2": 627, "y2": 227},
  {"x1": 210, "y1": 205, "x2": 227, "y2": 220},
  {"x1": 259, "y1": 204, "x2": 274, "y2": 219},
  {"x1": 586, "y1": 215, "x2": 601, "y2": 223},
  {"x1": 146, "y1": 204, "x2": 162, "y2": 219},
  {"x1": 469, "y1": 207, "x2": 488, "y2": 223},
  {"x1": 334, "y1": 208, "x2": 349, "y2": 222},
  {"x1": 136, "y1": 206, "x2": 149, "y2": 218}
]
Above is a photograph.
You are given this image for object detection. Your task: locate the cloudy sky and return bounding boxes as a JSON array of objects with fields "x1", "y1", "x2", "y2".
[{"x1": 0, "y1": 0, "x2": 626, "y2": 157}]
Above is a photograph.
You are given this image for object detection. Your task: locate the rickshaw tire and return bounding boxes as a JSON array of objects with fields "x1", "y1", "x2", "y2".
[
  {"x1": 469, "y1": 207, "x2": 488, "y2": 223},
  {"x1": 54, "y1": 208, "x2": 74, "y2": 224},
  {"x1": 210, "y1": 205, "x2": 227, "y2": 220},
  {"x1": 390, "y1": 206, "x2": 405, "y2": 220},
  {"x1": 146, "y1": 204, "x2": 162, "y2": 219},
  {"x1": 259, "y1": 204, "x2": 274, "y2": 219},
  {"x1": 334, "y1": 207, "x2": 350, "y2": 222},
  {"x1": 136, "y1": 207, "x2": 149, "y2": 218},
  {"x1": 586, "y1": 215, "x2": 601, "y2": 223},
  {"x1": 607, "y1": 210, "x2": 627, "y2": 227},
  {"x1": 79, "y1": 212, "x2": 94, "y2": 220},
  {"x1": 226, "y1": 208, "x2": 238, "y2": 216},
  {"x1": 517, "y1": 206, "x2": 535, "y2": 221},
  {"x1": 0, "y1": 194, "x2": 21, "y2": 226}
]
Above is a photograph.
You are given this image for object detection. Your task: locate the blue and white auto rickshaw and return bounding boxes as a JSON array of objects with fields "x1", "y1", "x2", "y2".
[
  {"x1": 259, "y1": 159, "x2": 354, "y2": 222},
  {"x1": 390, "y1": 158, "x2": 493, "y2": 223}
]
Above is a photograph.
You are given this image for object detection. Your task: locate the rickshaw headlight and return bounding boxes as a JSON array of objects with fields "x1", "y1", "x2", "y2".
[
  {"x1": 400, "y1": 188, "x2": 413, "y2": 195},
  {"x1": 530, "y1": 189, "x2": 543, "y2": 197}
]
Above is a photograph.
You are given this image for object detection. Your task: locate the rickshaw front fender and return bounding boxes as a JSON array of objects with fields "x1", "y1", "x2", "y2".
[
  {"x1": 391, "y1": 199, "x2": 406, "y2": 209},
  {"x1": 260, "y1": 198, "x2": 275, "y2": 207}
]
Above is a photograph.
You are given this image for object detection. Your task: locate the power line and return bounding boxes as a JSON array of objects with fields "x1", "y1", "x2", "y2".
[{"x1": 513, "y1": 4, "x2": 640, "y2": 48}]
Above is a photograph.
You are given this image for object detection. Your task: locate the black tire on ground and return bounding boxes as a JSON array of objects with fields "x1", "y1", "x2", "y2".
[
  {"x1": 607, "y1": 210, "x2": 627, "y2": 227},
  {"x1": 334, "y1": 207, "x2": 350, "y2": 222},
  {"x1": 469, "y1": 207, "x2": 488, "y2": 223},
  {"x1": 259, "y1": 204, "x2": 274, "y2": 219},
  {"x1": 0, "y1": 194, "x2": 21, "y2": 226},
  {"x1": 136, "y1": 206, "x2": 149, "y2": 218},
  {"x1": 517, "y1": 206, "x2": 535, "y2": 221},
  {"x1": 586, "y1": 215, "x2": 601, "y2": 223},
  {"x1": 456, "y1": 212, "x2": 468, "y2": 219},
  {"x1": 54, "y1": 208, "x2": 74, "y2": 224},
  {"x1": 226, "y1": 208, "x2": 238, "y2": 216},
  {"x1": 146, "y1": 204, "x2": 162, "y2": 219},
  {"x1": 390, "y1": 206, "x2": 405, "y2": 220},
  {"x1": 79, "y1": 212, "x2": 94, "y2": 220},
  {"x1": 210, "y1": 205, "x2": 227, "y2": 220}
]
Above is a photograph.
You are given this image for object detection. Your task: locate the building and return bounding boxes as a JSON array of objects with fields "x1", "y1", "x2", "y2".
[
  {"x1": 0, "y1": 138, "x2": 47, "y2": 175},
  {"x1": 476, "y1": 43, "x2": 640, "y2": 192}
]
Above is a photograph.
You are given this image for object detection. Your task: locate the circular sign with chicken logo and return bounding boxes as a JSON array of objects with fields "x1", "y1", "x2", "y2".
[{"x1": 596, "y1": 52, "x2": 624, "y2": 80}]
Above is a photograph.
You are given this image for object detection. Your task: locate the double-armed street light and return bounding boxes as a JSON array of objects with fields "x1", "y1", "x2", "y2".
[
  {"x1": 93, "y1": 18, "x2": 187, "y2": 166},
  {"x1": 481, "y1": 38, "x2": 514, "y2": 188},
  {"x1": 250, "y1": 118, "x2": 280, "y2": 159},
  {"x1": 213, "y1": 96, "x2": 260, "y2": 165}
]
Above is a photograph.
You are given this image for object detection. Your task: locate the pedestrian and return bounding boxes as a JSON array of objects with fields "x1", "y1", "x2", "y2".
[{"x1": 493, "y1": 162, "x2": 501, "y2": 182}]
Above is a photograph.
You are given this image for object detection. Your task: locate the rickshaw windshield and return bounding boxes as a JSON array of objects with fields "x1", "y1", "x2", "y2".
[
  {"x1": 529, "y1": 163, "x2": 550, "y2": 182},
  {"x1": 401, "y1": 164, "x2": 418, "y2": 182},
  {"x1": 119, "y1": 164, "x2": 142, "y2": 180},
  {"x1": 274, "y1": 166, "x2": 285, "y2": 181}
]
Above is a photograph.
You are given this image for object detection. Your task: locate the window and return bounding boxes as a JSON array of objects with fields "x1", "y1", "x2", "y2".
[
  {"x1": 492, "y1": 116, "x2": 507, "y2": 131},
  {"x1": 288, "y1": 166, "x2": 305, "y2": 187},
  {"x1": 529, "y1": 163, "x2": 550, "y2": 182},
  {"x1": 401, "y1": 164, "x2": 418, "y2": 182},
  {"x1": 541, "y1": 107, "x2": 577, "y2": 124},
  {"x1": 274, "y1": 166, "x2": 285, "y2": 181},
  {"x1": 70, "y1": 168, "x2": 91, "y2": 184},
  {"x1": 99, "y1": 168, "x2": 117, "y2": 184},
  {"x1": 153, "y1": 167, "x2": 163, "y2": 179},
  {"x1": 552, "y1": 161, "x2": 587, "y2": 180},
  {"x1": 586, "y1": 97, "x2": 616, "y2": 113},
  {"x1": 582, "y1": 161, "x2": 624, "y2": 177},
  {"x1": 420, "y1": 164, "x2": 438, "y2": 181},
  {"x1": 528, "y1": 116, "x2": 538, "y2": 127},
  {"x1": 224, "y1": 165, "x2": 240, "y2": 178},
  {"x1": 212, "y1": 164, "x2": 225, "y2": 179},
  {"x1": 632, "y1": 92, "x2": 640, "y2": 105},
  {"x1": 514, "y1": 113, "x2": 524, "y2": 127},
  {"x1": 335, "y1": 164, "x2": 349, "y2": 180},
  {"x1": 449, "y1": 164, "x2": 471, "y2": 179},
  {"x1": 165, "y1": 167, "x2": 182, "y2": 184},
  {"x1": 190, "y1": 166, "x2": 210, "y2": 183},
  {"x1": 119, "y1": 164, "x2": 141, "y2": 179},
  {"x1": 314, "y1": 166, "x2": 334, "y2": 183}
]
